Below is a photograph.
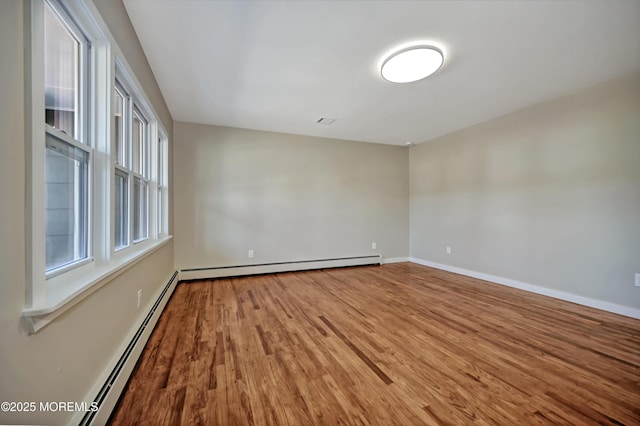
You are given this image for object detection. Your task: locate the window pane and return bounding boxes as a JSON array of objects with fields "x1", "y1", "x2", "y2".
[
  {"x1": 132, "y1": 112, "x2": 146, "y2": 175},
  {"x1": 114, "y1": 87, "x2": 126, "y2": 166},
  {"x1": 44, "y1": 3, "x2": 80, "y2": 138},
  {"x1": 133, "y1": 177, "x2": 148, "y2": 241},
  {"x1": 114, "y1": 170, "x2": 128, "y2": 249},
  {"x1": 45, "y1": 134, "x2": 89, "y2": 271}
]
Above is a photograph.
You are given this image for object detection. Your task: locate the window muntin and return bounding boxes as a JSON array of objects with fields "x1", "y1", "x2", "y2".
[{"x1": 45, "y1": 131, "x2": 89, "y2": 272}]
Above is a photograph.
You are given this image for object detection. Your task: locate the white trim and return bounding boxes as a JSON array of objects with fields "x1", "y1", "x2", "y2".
[
  {"x1": 180, "y1": 256, "x2": 381, "y2": 281},
  {"x1": 409, "y1": 258, "x2": 640, "y2": 320},
  {"x1": 382, "y1": 256, "x2": 410, "y2": 264},
  {"x1": 22, "y1": 236, "x2": 173, "y2": 333},
  {"x1": 26, "y1": 0, "x2": 47, "y2": 309},
  {"x1": 69, "y1": 271, "x2": 178, "y2": 426}
]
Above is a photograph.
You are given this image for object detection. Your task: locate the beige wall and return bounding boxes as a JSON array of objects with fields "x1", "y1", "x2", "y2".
[
  {"x1": 0, "y1": 1, "x2": 174, "y2": 424},
  {"x1": 174, "y1": 122, "x2": 409, "y2": 268},
  {"x1": 410, "y1": 72, "x2": 640, "y2": 309},
  {"x1": 1, "y1": 0, "x2": 637, "y2": 422}
]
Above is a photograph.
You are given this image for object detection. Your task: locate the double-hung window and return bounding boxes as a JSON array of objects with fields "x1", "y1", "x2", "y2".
[
  {"x1": 113, "y1": 83, "x2": 129, "y2": 249},
  {"x1": 44, "y1": 0, "x2": 91, "y2": 275},
  {"x1": 132, "y1": 108, "x2": 149, "y2": 242},
  {"x1": 113, "y1": 78, "x2": 152, "y2": 249},
  {"x1": 24, "y1": 0, "x2": 171, "y2": 333}
]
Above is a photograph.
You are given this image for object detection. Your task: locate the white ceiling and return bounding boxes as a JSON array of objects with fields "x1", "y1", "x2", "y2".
[{"x1": 123, "y1": 0, "x2": 640, "y2": 146}]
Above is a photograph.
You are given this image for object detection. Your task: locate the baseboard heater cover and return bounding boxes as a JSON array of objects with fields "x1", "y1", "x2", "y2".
[
  {"x1": 180, "y1": 255, "x2": 382, "y2": 281},
  {"x1": 77, "y1": 271, "x2": 179, "y2": 426}
]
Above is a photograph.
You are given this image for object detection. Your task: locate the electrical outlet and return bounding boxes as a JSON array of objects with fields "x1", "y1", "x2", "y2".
[
  {"x1": 372, "y1": 242, "x2": 377, "y2": 249},
  {"x1": 635, "y1": 273, "x2": 640, "y2": 287},
  {"x1": 137, "y1": 289, "x2": 142, "y2": 308},
  {"x1": 248, "y1": 249, "x2": 254, "y2": 258},
  {"x1": 446, "y1": 246, "x2": 452, "y2": 254}
]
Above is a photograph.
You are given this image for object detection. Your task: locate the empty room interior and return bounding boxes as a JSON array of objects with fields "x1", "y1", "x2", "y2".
[{"x1": 2, "y1": 0, "x2": 640, "y2": 424}]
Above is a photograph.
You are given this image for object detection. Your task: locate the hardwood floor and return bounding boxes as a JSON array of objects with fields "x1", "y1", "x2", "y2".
[{"x1": 110, "y1": 263, "x2": 640, "y2": 425}]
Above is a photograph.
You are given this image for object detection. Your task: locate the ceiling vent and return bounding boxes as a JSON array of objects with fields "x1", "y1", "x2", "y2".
[{"x1": 316, "y1": 117, "x2": 336, "y2": 125}]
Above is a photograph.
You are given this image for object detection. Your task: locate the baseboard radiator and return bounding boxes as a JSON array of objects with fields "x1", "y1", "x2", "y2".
[
  {"x1": 180, "y1": 255, "x2": 381, "y2": 281},
  {"x1": 76, "y1": 271, "x2": 179, "y2": 426}
]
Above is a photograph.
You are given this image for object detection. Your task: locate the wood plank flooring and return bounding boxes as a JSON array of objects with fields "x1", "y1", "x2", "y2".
[{"x1": 109, "y1": 263, "x2": 640, "y2": 425}]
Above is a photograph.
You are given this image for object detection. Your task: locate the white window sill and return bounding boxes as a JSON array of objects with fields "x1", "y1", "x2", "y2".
[{"x1": 22, "y1": 235, "x2": 172, "y2": 334}]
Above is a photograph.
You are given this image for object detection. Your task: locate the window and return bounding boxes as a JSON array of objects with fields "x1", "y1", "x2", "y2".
[
  {"x1": 113, "y1": 82, "x2": 131, "y2": 249},
  {"x1": 25, "y1": 0, "x2": 171, "y2": 333},
  {"x1": 132, "y1": 108, "x2": 149, "y2": 242},
  {"x1": 113, "y1": 78, "x2": 154, "y2": 248},
  {"x1": 44, "y1": 1, "x2": 91, "y2": 275}
]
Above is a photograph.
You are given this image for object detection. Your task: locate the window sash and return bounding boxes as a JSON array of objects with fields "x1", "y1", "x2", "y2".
[
  {"x1": 133, "y1": 176, "x2": 149, "y2": 242},
  {"x1": 44, "y1": 128, "x2": 91, "y2": 275},
  {"x1": 42, "y1": 0, "x2": 92, "y2": 279},
  {"x1": 114, "y1": 167, "x2": 129, "y2": 250},
  {"x1": 43, "y1": 0, "x2": 89, "y2": 145},
  {"x1": 114, "y1": 83, "x2": 129, "y2": 168}
]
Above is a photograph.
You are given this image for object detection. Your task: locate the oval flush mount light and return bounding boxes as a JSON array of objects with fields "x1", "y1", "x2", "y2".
[{"x1": 381, "y1": 45, "x2": 444, "y2": 83}]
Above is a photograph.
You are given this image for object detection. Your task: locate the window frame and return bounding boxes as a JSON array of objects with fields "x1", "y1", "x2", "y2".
[
  {"x1": 42, "y1": 0, "x2": 93, "y2": 278},
  {"x1": 112, "y1": 70, "x2": 158, "y2": 252},
  {"x1": 113, "y1": 78, "x2": 132, "y2": 251}
]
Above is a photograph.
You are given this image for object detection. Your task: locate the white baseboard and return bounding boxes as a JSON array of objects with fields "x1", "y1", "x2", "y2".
[
  {"x1": 409, "y1": 258, "x2": 640, "y2": 320},
  {"x1": 382, "y1": 257, "x2": 410, "y2": 264},
  {"x1": 70, "y1": 271, "x2": 179, "y2": 426},
  {"x1": 180, "y1": 255, "x2": 381, "y2": 281}
]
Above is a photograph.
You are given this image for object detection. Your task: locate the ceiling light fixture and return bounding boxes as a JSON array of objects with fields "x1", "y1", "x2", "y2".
[{"x1": 380, "y1": 45, "x2": 444, "y2": 83}]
